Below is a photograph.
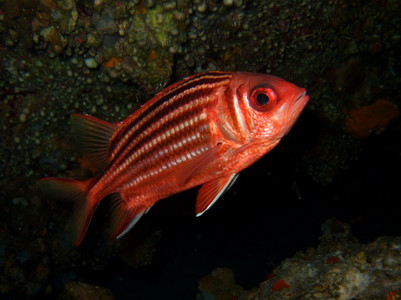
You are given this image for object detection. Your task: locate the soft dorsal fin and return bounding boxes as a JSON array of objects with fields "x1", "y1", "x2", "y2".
[
  {"x1": 70, "y1": 114, "x2": 118, "y2": 171},
  {"x1": 196, "y1": 173, "x2": 239, "y2": 216}
]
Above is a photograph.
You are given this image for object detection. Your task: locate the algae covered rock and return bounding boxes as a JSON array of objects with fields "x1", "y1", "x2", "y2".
[{"x1": 198, "y1": 219, "x2": 401, "y2": 300}]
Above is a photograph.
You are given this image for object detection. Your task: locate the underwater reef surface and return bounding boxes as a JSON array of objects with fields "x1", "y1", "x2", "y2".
[
  {"x1": 0, "y1": 0, "x2": 400, "y2": 299},
  {"x1": 198, "y1": 219, "x2": 401, "y2": 300}
]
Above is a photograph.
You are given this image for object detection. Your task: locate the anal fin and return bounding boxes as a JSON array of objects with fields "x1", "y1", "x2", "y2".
[
  {"x1": 196, "y1": 173, "x2": 239, "y2": 216},
  {"x1": 110, "y1": 193, "x2": 150, "y2": 240}
]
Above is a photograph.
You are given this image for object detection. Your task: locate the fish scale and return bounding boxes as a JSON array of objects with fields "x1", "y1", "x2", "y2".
[
  {"x1": 116, "y1": 106, "x2": 208, "y2": 176},
  {"x1": 101, "y1": 81, "x2": 229, "y2": 198},
  {"x1": 109, "y1": 72, "x2": 232, "y2": 160},
  {"x1": 39, "y1": 71, "x2": 309, "y2": 246}
]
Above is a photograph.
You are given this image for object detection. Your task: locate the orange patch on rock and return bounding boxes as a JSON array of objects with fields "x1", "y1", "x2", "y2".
[
  {"x1": 387, "y1": 291, "x2": 400, "y2": 300},
  {"x1": 271, "y1": 279, "x2": 291, "y2": 292},
  {"x1": 105, "y1": 57, "x2": 122, "y2": 69},
  {"x1": 326, "y1": 256, "x2": 340, "y2": 264},
  {"x1": 148, "y1": 50, "x2": 157, "y2": 62},
  {"x1": 345, "y1": 98, "x2": 399, "y2": 138}
]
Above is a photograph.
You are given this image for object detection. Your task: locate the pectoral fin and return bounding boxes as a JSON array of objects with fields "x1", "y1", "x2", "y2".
[
  {"x1": 177, "y1": 143, "x2": 223, "y2": 185},
  {"x1": 196, "y1": 173, "x2": 239, "y2": 216}
]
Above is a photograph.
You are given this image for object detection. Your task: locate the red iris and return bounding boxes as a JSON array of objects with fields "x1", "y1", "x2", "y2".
[{"x1": 249, "y1": 86, "x2": 277, "y2": 112}]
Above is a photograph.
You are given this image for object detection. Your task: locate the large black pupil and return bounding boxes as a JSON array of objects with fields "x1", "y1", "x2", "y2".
[{"x1": 256, "y1": 93, "x2": 269, "y2": 105}]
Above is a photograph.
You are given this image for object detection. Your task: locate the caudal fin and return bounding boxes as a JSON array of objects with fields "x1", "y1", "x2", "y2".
[{"x1": 38, "y1": 177, "x2": 96, "y2": 246}]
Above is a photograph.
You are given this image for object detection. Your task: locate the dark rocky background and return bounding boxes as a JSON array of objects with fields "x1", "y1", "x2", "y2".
[{"x1": 0, "y1": 0, "x2": 400, "y2": 299}]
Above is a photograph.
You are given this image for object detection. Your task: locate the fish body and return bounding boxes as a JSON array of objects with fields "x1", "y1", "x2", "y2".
[{"x1": 40, "y1": 71, "x2": 309, "y2": 246}]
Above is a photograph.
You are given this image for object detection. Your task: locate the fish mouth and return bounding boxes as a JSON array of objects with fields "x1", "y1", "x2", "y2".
[
  {"x1": 293, "y1": 89, "x2": 309, "y2": 113},
  {"x1": 295, "y1": 89, "x2": 309, "y2": 103},
  {"x1": 279, "y1": 88, "x2": 309, "y2": 137}
]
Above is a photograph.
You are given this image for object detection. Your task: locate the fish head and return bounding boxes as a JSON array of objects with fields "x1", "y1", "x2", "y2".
[{"x1": 232, "y1": 72, "x2": 309, "y2": 142}]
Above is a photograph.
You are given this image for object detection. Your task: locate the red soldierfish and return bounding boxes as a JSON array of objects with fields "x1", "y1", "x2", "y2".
[{"x1": 39, "y1": 71, "x2": 309, "y2": 246}]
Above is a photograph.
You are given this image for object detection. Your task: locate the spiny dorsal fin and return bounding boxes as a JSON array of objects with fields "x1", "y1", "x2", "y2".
[{"x1": 70, "y1": 114, "x2": 118, "y2": 172}]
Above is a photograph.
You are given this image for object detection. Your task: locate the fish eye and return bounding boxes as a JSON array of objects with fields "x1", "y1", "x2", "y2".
[
  {"x1": 249, "y1": 86, "x2": 277, "y2": 112},
  {"x1": 256, "y1": 93, "x2": 270, "y2": 105}
]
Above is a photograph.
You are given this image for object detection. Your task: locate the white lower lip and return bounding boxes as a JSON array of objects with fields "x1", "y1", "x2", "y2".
[
  {"x1": 295, "y1": 89, "x2": 307, "y2": 102},
  {"x1": 290, "y1": 92, "x2": 309, "y2": 123},
  {"x1": 295, "y1": 91, "x2": 309, "y2": 113},
  {"x1": 280, "y1": 93, "x2": 309, "y2": 137}
]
